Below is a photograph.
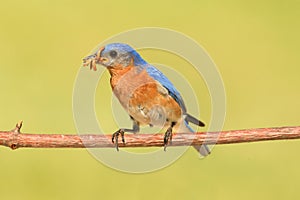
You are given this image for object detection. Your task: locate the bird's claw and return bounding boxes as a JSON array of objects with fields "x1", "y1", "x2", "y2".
[
  {"x1": 112, "y1": 129, "x2": 125, "y2": 151},
  {"x1": 163, "y1": 127, "x2": 173, "y2": 151}
]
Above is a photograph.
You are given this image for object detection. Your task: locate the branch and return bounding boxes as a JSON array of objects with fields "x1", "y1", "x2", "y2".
[{"x1": 0, "y1": 121, "x2": 299, "y2": 150}]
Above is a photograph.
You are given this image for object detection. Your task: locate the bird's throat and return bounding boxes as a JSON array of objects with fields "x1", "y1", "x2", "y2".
[{"x1": 108, "y1": 65, "x2": 135, "y2": 89}]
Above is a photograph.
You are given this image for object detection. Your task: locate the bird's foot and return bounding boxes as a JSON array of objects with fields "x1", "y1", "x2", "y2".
[
  {"x1": 164, "y1": 127, "x2": 173, "y2": 151},
  {"x1": 112, "y1": 129, "x2": 125, "y2": 151}
]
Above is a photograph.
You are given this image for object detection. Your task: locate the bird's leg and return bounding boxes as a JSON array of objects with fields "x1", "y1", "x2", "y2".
[
  {"x1": 164, "y1": 122, "x2": 176, "y2": 151},
  {"x1": 124, "y1": 117, "x2": 140, "y2": 133},
  {"x1": 112, "y1": 129, "x2": 125, "y2": 151},
  {"x1": 111, "y1": 118, "x2": 140, "y2": 151}
]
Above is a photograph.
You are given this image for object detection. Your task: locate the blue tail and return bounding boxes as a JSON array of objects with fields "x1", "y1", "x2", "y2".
[{"x1": 184, "y1": 120, "x2": 211, "y2": 157}]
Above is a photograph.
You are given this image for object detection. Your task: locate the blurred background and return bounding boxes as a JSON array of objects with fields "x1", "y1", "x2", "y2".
[{"x1": 0, "y1": 0, "x2": 299, "y2": 199}]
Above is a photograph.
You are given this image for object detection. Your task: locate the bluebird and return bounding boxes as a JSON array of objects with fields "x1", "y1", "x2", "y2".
[{"x1": 83, "y1": 43, "x2": 210, "y2": 156}]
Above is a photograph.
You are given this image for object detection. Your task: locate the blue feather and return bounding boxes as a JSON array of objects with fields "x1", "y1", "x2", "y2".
[
  {"x1": 103, "y1": 43, "x2": 147, "y2": 66},
  {"x1": 104, "y1": 43, "x2": 187, "y2": 112},
  {"x1": 145, "y1": 65, "x2": 187, "y2": 113}
]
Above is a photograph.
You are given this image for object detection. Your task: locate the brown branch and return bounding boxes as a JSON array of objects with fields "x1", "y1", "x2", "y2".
[{"x1": 0, "y1": 121, "x2": 299, "y2": 150}]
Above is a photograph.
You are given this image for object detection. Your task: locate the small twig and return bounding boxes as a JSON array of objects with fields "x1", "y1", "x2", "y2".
[
  {"x1": 0, "y1": 122, "x2": 299, "y2": 150},
  {"x1": 7, "y1": 121, "x2": 23, "y2": 149}
]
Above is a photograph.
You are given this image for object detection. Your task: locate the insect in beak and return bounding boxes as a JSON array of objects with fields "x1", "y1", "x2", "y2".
[
  {"x1": 82, "y1": 54, "x2": 97, "y2": 71},
  {"x1": 82, "y1": 47, "x2": 105, "y2": 71}
]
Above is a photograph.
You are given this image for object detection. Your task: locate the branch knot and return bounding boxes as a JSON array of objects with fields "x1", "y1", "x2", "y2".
[{"x1": 8, "y1": 121, "x2": 23, "y2": 150}]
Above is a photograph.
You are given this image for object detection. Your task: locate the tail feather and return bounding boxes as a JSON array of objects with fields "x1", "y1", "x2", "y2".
[
  {"x1": 186, "y1": 114, "x2": 205, "y2": 127},
  {"x1": 193, "y1": 143, "x2": 211, "y2": 157},
  {"x1": 176, "y1": 120, "x2": 210, "y2": 157}
]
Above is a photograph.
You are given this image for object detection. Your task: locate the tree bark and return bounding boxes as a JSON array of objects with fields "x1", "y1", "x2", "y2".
[{"x1": 0, "y1": 122, "x2": 299, "y2": 150}]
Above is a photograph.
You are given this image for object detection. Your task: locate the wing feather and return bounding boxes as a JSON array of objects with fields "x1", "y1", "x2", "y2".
[{"x1": 145, "y1": 65, "x2": 187, "y2": 113}]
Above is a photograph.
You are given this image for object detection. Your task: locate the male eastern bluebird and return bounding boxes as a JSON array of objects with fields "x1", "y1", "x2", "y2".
[{"x1": 83, "y1": 43, "x2": 210, "y2": 156}]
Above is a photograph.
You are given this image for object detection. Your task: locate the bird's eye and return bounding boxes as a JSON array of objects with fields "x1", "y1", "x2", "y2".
[{"x1": 109, "y1": 50, "x2": 117, "y2": 58}]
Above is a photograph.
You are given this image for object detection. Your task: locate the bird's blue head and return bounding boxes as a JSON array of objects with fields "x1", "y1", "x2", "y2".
[{"x1": 83, "y1": 43, "x2": 147, "y2": 70}]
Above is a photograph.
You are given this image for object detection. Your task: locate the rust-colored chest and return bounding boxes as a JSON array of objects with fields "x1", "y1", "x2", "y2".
[
  {"x1": 108, "y1": 66, "x2": 155, "y2": 99},
  {"x1": 107, "y1": 65, "x2": 182, "y2": 126}
]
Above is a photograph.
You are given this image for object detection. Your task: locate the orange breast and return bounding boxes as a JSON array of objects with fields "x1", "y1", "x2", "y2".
[{"x1": 108, "y1": 66, "x2": 182, "y2": 126}]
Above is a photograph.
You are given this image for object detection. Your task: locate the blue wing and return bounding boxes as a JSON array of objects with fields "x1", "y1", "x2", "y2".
[{"x1": 145, "y1": 64, "x2": 187, "y2": 113}]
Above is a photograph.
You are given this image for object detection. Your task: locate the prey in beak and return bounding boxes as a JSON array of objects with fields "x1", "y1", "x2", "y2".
[{"x1": 82, "y1": 47, "x2": 105, "y2": 71}]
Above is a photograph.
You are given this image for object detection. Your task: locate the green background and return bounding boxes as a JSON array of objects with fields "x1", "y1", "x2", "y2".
[{"x1": 0, "y1": 0, "x2": 299, "y2": 199}]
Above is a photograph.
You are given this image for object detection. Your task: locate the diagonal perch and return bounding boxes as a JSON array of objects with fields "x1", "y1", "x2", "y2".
[{"x1": 0, "y1": 122, "x2": 299, "y2": 150}]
